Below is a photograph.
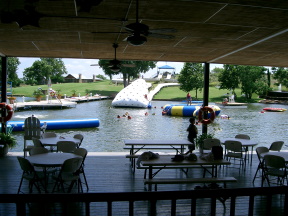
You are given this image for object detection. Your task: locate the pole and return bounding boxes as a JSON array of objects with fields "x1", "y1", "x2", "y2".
[
  {"x1": 202, "y1": 63, "x2": 210, "y2": 134},
  {"x1": 1, "y1": 57, "x2": 7, "y2": 134}
]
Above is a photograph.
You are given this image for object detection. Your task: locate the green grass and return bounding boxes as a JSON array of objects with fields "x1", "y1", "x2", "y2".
[
  {"x1": 12, "y1": 80, "x2": 123, "y2": 98},
  {"x1": 153, "y1": 86, "x2": 262, "y2": 103},
  {"x1": 12, "y1": 80, "x2": 263, "y2": 102}
]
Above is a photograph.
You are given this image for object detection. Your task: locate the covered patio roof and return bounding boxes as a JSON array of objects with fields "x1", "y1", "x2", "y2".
[{"x1": 0, "y1": 0, "x2": 287, "y2": 67}]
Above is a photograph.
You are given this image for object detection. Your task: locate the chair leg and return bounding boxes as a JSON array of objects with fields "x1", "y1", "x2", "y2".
[
  {"x1": 81, "y1": 171, "x2": 89, "y2": 191},
  {"x1": 252, "y1": 163, "x2": 261, "y2": 183},
  {"x1": 17, "y1": 177, "x2": 24, "y2": 194},
  {"x1": 23, "y1": 140, "x2": 27, "y2": 158},
  {"x1": 67, "y1": 180, "x2": 76, "y2": 193}
]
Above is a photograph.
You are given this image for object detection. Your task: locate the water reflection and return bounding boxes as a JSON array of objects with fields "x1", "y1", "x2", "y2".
[{"x1": 10, "y1": 99, "x2": 288, "y2": 152}]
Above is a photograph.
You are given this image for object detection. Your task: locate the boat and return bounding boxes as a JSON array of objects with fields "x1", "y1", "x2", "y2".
[
  {"x1": 7, "y1": 118, "x2": 100, "y2": 132},
  {"x1": 162, "y1": 104, "x2": 221, "y2": 117},
  {"x1": 263, "y1": 107, "x2": 287, "y2": 112},
  {"x1": 112, "y1": 79, "x2": 152, "y2": 108}
]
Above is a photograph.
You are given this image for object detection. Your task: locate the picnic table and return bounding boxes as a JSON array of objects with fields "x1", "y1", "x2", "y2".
[
  {"x1": 140, "y1": 155, "x2": 234, "y2": 191},
  {"x1": 124, "y1": 139, "x2": 191, "y2": 172}
]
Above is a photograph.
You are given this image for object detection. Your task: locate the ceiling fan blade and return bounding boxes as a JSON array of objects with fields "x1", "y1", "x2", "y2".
[
  {"x1": 148, "y1": 33, "x2": 175, "y2": 39},
  {"x1": 149, "y1": 28, "x2": 177, "y2": 33},
  {"x1": 90, "y1": 64, "x2": 99, "y2": 66}
]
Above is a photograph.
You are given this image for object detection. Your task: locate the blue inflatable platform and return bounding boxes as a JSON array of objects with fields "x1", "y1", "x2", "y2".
[
  {"x1": 7, "y1": 118, "x2": 100, "y2": 132},
  {"x1": 162, "y1": 104, "x2": 221, "y2": 117}
]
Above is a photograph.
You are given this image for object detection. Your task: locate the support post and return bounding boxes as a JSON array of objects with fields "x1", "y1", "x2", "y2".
[
  {"x1": 1, "y1": 57, "x2": 7, "y2": 134},
  {"x1": 202, "y1": 63, "x2": 210, "y2": 134}
]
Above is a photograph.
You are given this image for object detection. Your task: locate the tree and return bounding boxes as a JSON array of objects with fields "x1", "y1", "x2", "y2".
[
  {"x1": 23, "y1": 58, "x2": 67, "y2": 85},
  {"x1": 271, "y1": 67, "x2": 288, "y2": 88},
  {"x1": 98, "y1": 60, "x2": 157, "y2": 87},
  {"x1": 96, "y1": 74, "x2": 106, "y2": 80},
  {"x1": 218, "y1": 65, "x2": 239, "y2": 97},
  {"x1": 210, "y1": 67, "x2": 224, "y2": 85},
  {"x1": 0, "y1": 57, "x2": 22, "y2": 87},
  {"x1": 237, "y1": 65, "x2": 268, "y2": 99},
  {"x1": 177, "y1": 63, "x2": 204, "y2": 99}
]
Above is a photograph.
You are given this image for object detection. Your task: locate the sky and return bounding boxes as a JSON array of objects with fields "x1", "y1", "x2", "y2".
[{"x1": 16, "y1": 57, "x2": 223, "y2": 79}]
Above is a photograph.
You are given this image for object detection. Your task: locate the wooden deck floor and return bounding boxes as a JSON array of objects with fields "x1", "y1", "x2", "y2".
[{"x1": 0, "y1": 152, "x2": 286, "y2": 215}]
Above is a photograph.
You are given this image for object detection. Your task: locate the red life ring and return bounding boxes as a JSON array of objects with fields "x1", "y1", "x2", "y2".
[
  {"x1": 198, "y1": 106, "x2": 215, "y2": 124},
  {"x1": 0, "y1": 103, "x2": 13, "y2": 123}
]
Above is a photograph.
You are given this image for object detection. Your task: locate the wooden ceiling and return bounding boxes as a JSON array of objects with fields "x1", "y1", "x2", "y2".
[{"x1": 0, "y1": 0, "x2": 288, "y2": 67}]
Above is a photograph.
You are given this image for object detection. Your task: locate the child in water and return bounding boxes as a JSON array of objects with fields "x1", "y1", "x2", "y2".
[{"x1": 185, "y1": 117, "x2": 198, "y2": 155}]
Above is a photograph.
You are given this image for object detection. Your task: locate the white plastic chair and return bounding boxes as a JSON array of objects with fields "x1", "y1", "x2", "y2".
[
  {"x1": 203, "y1": 138, "x2": 221, "y2": 150},
  {"x1": 23, "y1": 116, "x2": 41, "y2": 158},
  {"x1": 235, "y1": 134, "x2": 250, "y2": 140},
  {"x1": 224, "y1": 140, "x2": 246, "y2": 169},
  {"x1": 29, "y1": 147, "x2": 49, "y2": 156},
  {"x1": 73, "y1": 134, "x2": 84, "y2": 148},
  {"x1": 269, "y1": 141, "x2": 284, "y2": 152},
  {"x1": 57, "y1": 141, "x2": 77, "y2": 153},
  {"x1": 263, "y1": 155, "x2": 288, "y2": 186},
  {"x1": 52, "y1": 157, "x2": 83, "y2": 193},
  {"x1": 252, "y1": 147, "x2": 269, "y2": 185},
  {"x1": 229, "y1": 94, "x2": 235, "y2": 103},
  {"x1": 32, "y1": 137, "x2": 44, "y2": 148},
  {"x1": 74, "y1": 148, "x2": 88, "y2": 191},
  {"x1": 17, "y1": 156, "x2": 45, "y2": 194}
]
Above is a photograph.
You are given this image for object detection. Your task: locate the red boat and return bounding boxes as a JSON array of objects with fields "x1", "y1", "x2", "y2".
[{"x1": 263, "y1": 107, "x2": 287, "y2": 112}]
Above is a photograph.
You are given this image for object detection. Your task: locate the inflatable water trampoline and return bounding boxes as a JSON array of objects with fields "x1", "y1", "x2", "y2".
[
  {"x1": 162, "y1": 104, "x2": 221, "y2": 117},
  {"x1": 112, "y1": 79, "x2": 152, "y2": 108},
  {"x1": 7, "y1": 118, "x2": 100, "y2": 132}
]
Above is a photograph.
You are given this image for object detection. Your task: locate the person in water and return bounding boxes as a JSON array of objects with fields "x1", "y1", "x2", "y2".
[
  {"x1": 186, "y1": 92, "x2": 192, "y2": 105},
  {"x1": 185, "y1": 117, "x2": 198, "y2": 155}
]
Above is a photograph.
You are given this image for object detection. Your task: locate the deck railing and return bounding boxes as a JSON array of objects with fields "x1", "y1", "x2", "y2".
[{"x1": 1, "y1": 186, "x2": 287, "y2": 216}]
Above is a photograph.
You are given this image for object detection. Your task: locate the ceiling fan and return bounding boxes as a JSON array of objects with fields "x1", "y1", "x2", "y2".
[
  {"x1": 123, "y1": 0, "x2": 176, "y2": 46},
  {"x1": 91, "y1": 43, "x2": 135, "y2": 72}
]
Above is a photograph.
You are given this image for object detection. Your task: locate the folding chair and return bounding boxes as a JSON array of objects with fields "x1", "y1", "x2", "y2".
[
  {"x1": 17, "y1": 156, "x2": 45, "y2": 194},
  {"x1": 252, "y1": 147, "x2": 269, "y2": 185},
  {"x1": 74, "y1": 148, "x2": 89, "y2": 191},
  {"x1": 263, "y1": 154, "x2": 288, "y2": 186}
]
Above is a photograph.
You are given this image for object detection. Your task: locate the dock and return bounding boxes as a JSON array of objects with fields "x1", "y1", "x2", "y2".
[
  {"x1": 11, "y1": 96, "x2": 110, "y2": 111},
  {"x1": 64, "y1": 95, "x2": 109, "y2": 103},
  {"x1": 12, "y1": 100, "x2": 77, "y2": 110}
]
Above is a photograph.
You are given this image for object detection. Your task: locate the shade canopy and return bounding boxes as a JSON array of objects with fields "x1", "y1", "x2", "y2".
[{"x1": 0, "y1": 1, "x2": 288, "y2": 67}]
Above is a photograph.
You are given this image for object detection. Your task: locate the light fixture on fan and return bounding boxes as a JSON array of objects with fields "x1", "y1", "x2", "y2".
[
  {"x1": 109, "y1": 65, "x2": 121, "y2": 72},
  {"x1": 126, "y1": 34, "x2": 147, "y2": 46}
]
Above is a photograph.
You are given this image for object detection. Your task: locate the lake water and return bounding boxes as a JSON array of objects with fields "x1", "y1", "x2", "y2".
[{"x1": 9, "y1": 98, "x2": 288, "y2": 152}]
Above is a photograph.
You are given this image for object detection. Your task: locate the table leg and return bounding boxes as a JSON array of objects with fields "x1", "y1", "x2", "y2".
[
  {"x1": 43, "y1": 167, "x2": 48, "y2": 193},
  {"x1": 250, "y1": 146, "x2": 254, "y2": 165},
  {"x1": 148, "y1": 166, "x2": 153, "y2": 191}
]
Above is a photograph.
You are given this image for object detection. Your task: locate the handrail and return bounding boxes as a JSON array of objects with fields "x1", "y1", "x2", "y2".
[{"x1": 1, "y1": 186, "x2": 287, "y2": 216}]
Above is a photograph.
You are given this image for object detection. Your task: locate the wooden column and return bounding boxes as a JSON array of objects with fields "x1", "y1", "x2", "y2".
[{"x1": 1, "y1": 57, "x2": 7, "y2": 133}]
